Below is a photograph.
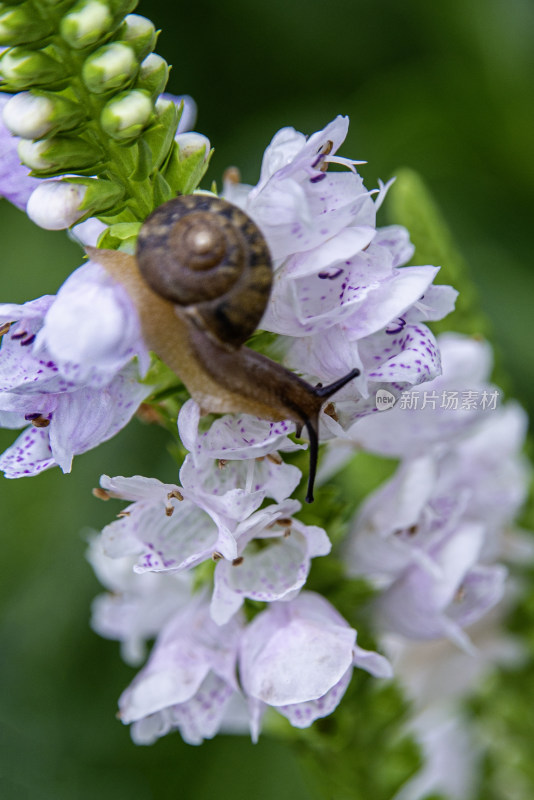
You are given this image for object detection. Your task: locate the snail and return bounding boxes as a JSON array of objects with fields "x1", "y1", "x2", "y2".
[{"x1": 89, "y1": 194, "x2": 359, "y2": 503}]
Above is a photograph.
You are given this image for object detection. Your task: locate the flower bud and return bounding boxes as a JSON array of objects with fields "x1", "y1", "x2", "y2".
[
  {"x1": 27, "y1": 177, "x2": 124, "y2": 229},
  {"x1": 175, "y1": 132, "x2": 210, "y2": 161},
  {"x1": 164, "y1": 133, "x2": 211, "y2": 195},
  {"x1": 2, "y1": 91, "x2": 85, "y2": 139},
  {"x1": 0, "y1": 3, "x2": 53, "y2": 46},
  {"x1": 0, "y1": 47, "x2": 65, "y2": 89},
  {"x1": 109, "y1": 0, "x2": 138, "y2": 19},
  {"x1": 18, "y1": 136, "x2": 102, "y2": 173},
  {"x1": 136, "y1": 53, "x2": 169, "y2": 97},
  {"x1": 100, "y1": 89, "x2": 153, "y2": 141},
  {"x1": 3, "y1": 92, "x2": 54, "y2": 139},
  {"x1": 27, "y1": 180, "x2": 88, "y2": 229},
  {"x1": 115, "y1": 14, "x2": 157, "y2": 60},
  {"x1": 60, "y1": 0, "x2": 113, "y2": 50},
  {"x1": 82, "y1": 42, "x2": 137, "y2": 94}
]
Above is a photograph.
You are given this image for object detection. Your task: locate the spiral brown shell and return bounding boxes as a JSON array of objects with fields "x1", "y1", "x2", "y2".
[{"x1": 136, "y1": 194, "x2": 273, "y2": 349}]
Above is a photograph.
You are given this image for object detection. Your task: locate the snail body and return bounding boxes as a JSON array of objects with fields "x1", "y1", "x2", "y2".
[{"x1": 91, "y1": 195, "x2": 359, "y2": 502}]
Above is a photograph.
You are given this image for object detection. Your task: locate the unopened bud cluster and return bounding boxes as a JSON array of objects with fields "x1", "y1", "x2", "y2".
[{"x1": 0, "y1": 0, "x2": 202, "y2": 230}]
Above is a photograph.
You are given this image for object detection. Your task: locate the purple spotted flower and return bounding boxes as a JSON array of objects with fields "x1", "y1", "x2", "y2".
[
  {"x1": 239, "y1": 592, "x2": 392, "y2": 740},
  {"x1": 375, "y1": 524, "x2": 507, "y2": 652},
  {"x1": 0, "y1": 261, "x2": 150, "y2": 477},
  {"x1": 350, "y1": 333, "x2": 497, "y2": 457},
  {"x1": 225, "y1": 117, "x2": 457, "y2": 429},
  {"x1": 118, "y1": 595, "x2": 242, "y2": 745},
  {"x1": 87, "y1": 535, "x2": 193, "y2": 666}
]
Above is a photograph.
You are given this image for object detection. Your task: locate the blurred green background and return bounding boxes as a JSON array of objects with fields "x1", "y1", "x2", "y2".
[{"x1": 1, "y1": 0, "x2": 533, "y2": 797}]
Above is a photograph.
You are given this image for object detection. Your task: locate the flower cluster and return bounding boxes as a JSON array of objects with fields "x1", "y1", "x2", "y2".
[
  {"x1": 347, "y1": 333, "x2": 530, "y2": 798},
  {"x1": 224, "y1": 116, "x2": 458, "y2": 429},
  {"x1": 1, "y1": 9, "x2": 531, "y2": 786}
]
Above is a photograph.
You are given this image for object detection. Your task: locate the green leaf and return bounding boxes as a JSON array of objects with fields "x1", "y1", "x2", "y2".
[
  {"x1": 140, "y1": 101, "x2": 179, "y2": 173},
  {"x1": 97, "y1": 221, "x2": 141, "y2": 250},
  {"x1": 152, "y1": 171, "x2": 173, "y2": 205},
  {"x1": 132, "y1": 138, "x2": 153, "y2": 181},
  {"x1": 386, "y1": 168, "x2": 489, "y2": 338}
]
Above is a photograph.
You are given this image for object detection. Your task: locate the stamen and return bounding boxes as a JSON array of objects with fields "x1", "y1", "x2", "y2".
[
  {"x1": 223, "y1": 166, "x2": 241, "y2": 185},
  {"x1": 386, "y1": 317, "x2": 406, "y2": 335},
  {"x1": 212, "y1": 551, "x2": 223, "y2": 561},
  {"x1": 232, "y1": 556, "x2": 244, "y2": 566},
  {"x1": 93, "y1": 488, "x2": 111, "y2": 500},
  {"x1": 136, "y1": 403, "x2": 163, "y2": 425},
  {"x1": 0, "y1": 322, "x2": 11, "y2": 337},
  {"x1": 323, "y1": 403, "x2": 339, "y2": 422},
  {"x1": 28, "y1": 414, "x2": 50, "y2": 428},
  {"x1": 21, "y1": 334, "x2": 36, "y2": 346},
  {"x1": 318, "y1": 267, "x2": 344, "y2": 280},
  {"x1": 266, "y1": 452, "x2": 282, "y2": 465}
]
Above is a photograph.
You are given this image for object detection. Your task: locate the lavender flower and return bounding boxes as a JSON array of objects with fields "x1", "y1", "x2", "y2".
[
  {"x1": 239, "y1": 592, "x2": 392, "y2": 740},
  {"x1": 225, "y1": 117, "x2": 457, "y2": 428},
  {"x1": 0, "y1": 263, "x2": 150, "y2": 476},
  {"x1": 118, "y1": 595, "x2": 242, "y2": 745}
]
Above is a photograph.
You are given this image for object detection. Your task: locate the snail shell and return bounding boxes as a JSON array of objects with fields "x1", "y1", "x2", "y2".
[
  {"x1": 136, "y1": 194, "x2": 272, "y2": 348},
  {"x1": 90, "y1": 194, "x2": 359, "y2": 503}
]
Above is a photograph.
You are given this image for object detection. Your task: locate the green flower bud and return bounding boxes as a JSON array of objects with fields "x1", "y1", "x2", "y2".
[
  {"x1": 109, "y1": 0, "x2": 138, "y2": 20},
  {"x1": 136, "y1": 52, "x2": 168, "y2": 97},
  {"x1": 2, "y1": 90, "x2": 85, "y2": 138},
  {"x1": 115, "y1": 14, "x2": 157, "y2": 60},
  {"x1": 175, "y1": 131, "x2": 210, "y2": 161},
  {"x1": 0, "y1": 47, "x2": 65, "y2": 89},
  {"x1": 18, "y1": 135, "x2": 102, "y2": 173},
  {"x1": 60, "y1": 0, "x2": 113, "y2": 50},
  {"x1": 100, "y1": 88, "x2": 152, "y2": 140},
  {"x1": 164, "y1": 137, "x2": 211, "y2": 196},
  {"x1": 0, "y1": 3, "x2": 53, "y2": 46},
  {"x1": 82, "y1": 42, "x2": 138, "y2": 93},
  {"x1": 74, "y1": 176, "x2": 125, "y2": 215}
]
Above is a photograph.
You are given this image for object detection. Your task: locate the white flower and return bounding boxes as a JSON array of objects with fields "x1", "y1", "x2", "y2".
[
  {"x1": 34, "y1": 260, "x2": 150, "y2": 388},
  {"x1": 87, "y1": 535, "x2": 192, "y2": 666},
  {"x1": 118, "y1": 596, "x2": 242, "y2": 745},
  {"x1": 394, "y1": 708, "x2": 480, "y2": 800},
  {"x1": 239, "y1": 592, "x2": 392, "y2": 741}
]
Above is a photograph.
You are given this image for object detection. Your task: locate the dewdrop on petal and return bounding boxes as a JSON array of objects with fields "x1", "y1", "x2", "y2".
[{"x1": 27, "y1": 180, "x2": 87, "y2": 230}]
